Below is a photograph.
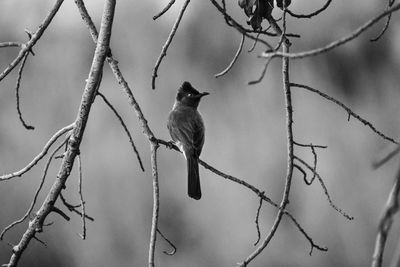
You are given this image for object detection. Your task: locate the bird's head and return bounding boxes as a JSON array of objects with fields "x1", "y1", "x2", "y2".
[{"x1": 175, "y1": 81, "x2": 209, "y2": 108}]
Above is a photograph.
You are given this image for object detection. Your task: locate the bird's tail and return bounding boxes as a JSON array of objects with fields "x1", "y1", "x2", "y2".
[{"x1": 187, "y1": 155, "x2": 201, "y2": 200}]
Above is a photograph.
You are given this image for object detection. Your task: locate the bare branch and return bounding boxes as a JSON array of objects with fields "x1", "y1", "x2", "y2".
[
  {"x1": 371, "y1": 164, "x2": 400, "y2": 267},
  {"x1": 262, "y1": 3, "x2": 400, "y2": 59},
  {"x1": 5, "y1": 1, "x2": 115, "y2": 265},
  {"x1": 148, "y1": 143, "x2": 160, "y2": 267},
  {"x1": 373, "y1": 145, "x2": 400, "y2": 169},
  {"x1": 248, "y1": 51, "x2": 273, "y2": 85},
  {"x1": 291, "y1": 83, "x2": 398, "y2": 144},
  {"x1": 157, "y1": 228, "x2": 177, "y2": 256},
  {"x1": 253, "y1": 193, "x2": 264, "y2": 246},
  {"x1": 370, "y1": 0, "x2": 395, "y2": 42},
  {"x1": 152, "y1": 0, "x2": 191, "y2": 89},
  {"x1": 287, "y1": 0, "x2": 332, "y2": 18},
  {"x1": 0, "y1": 123, "x2": 74, "y2": 181},
  {"x1": 215, "y1": 33, "x2": 245, "y2": 78},
  {"x1": 14, "y1": 52, "x2": 34, "y2": 130},
  {"x1": 0, "y1": 0, "x2": 64, "y2": 82},
  {"x1": 97, "y1": 92, "x2": 145, "y2": 171},
  {"x1": 239, "y1": 15, "x2": 294, "y2": 265},
  {"x1": 0, "y1": 139, "x2": 67, "y2": 240},
  {"x1": 77, "y1": 155, "x2": 86, "y2": 240},
  {"x1": 295, "y1": 156, "x2": 354, "y2": 220},
  {"x1": 0, "y1": 42, "x2": 22, "y2": 48},
  {"x1": 153, "y1": 0, "x2": 176, "y2": 20},
  {"x1": 60, "y1": 193, "x2": 95, "y2": 221}
]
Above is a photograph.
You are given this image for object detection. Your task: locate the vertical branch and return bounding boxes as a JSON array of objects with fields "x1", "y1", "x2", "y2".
[
  {"x1": 239, "y1": 10, "x2": 293, "y2": 266},
  {"x1": 371, "y1": 164, "x2": 400, "y2": 267},
  {"x1": 148, "y1": 143, "x2": 160, "y2": 267},
  {"x1": 5, "y1": 1, "x2": 115, "y2": 266}
]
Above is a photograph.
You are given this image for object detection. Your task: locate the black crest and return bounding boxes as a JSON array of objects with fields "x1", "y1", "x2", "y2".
[{"x1": 179, "y1": 81, "x2": 200, "y2": 95}]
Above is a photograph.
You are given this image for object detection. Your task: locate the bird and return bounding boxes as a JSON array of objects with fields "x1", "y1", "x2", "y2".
[{"x1": 167, "y1": 81, "x2": 209, "y2": 200}]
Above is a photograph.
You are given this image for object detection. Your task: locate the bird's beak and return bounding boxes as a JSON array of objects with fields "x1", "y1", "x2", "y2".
[{"x1": 199, "y1": 92, "x2": 209, "y2": 97}]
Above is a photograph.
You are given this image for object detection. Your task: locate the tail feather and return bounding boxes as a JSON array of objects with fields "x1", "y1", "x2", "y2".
[{"x1": 187, "y1": 156, "x2": 201, "y2": 200}]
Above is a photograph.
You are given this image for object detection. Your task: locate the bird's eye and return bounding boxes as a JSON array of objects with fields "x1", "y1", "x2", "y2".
[{"x1": 187, "y1": 93, "x2": 192, "y2": 97}]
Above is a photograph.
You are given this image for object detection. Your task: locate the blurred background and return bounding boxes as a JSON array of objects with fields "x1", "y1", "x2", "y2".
[{"x1": 1, "y1": 0, "x2": 400, "y2": 266}]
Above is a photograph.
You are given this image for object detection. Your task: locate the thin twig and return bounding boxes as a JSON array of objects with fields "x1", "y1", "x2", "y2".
[
  {"x1": 0, "y1": 123, "x2": 74, "y2": 181},
  {"x1": 253, "y1": 193, "x2": 264, "y2": 246},
  {"x1": 370, "y1": 0, "x2": 395, "y2": 42},
  {"x1": 295, "y1": 156, "x2": 354, "y2": 220},
  {"x1": 262, "y1": 3, "x2": 400, "y2": 59},
  {"x1": 0, "y1": 42, "x2": 22, "y2": 48},
  {"x1": 97, "y1": 92, "x2": 145, "y2": 171},
  {"x1": 215, "y1": 33, "x2": 245, "y2": 78},
  {"x1": 157, "y1": 228, "x2": 177, "y2": 256},
  {"x1": 77, "y1": 155, "x2": 86, "y2": 240},
  {"x1": 0, "y1": 0, "x2": 64, "y2": 82},
  {"x1": 373, "y1": 145, "x2": 400, "y2": 169},
  {"x1": 60, "y1": 193, "x2": 95, "y2": 221},
  {"x1": 153, "y1": 0, "x2": 176, "y2": 20},
  {"x1": 248, "y1": 52, "x2": 274, "y2": 85},
  {"x1": 152, "y1": 0, "x2": 191, "y2": 89},
  {"x1": 0, "y1": 139, "x2": 67, "y2": 240},
  {"x1": 291, "y1": 83, "x2": 398, "y2": 144},
  {"x1": 15, "y1": 51, "x2": 34, "y2": 130},
  {"x1": 287, "y1": 0, "x2": 332, "y2": 18}
]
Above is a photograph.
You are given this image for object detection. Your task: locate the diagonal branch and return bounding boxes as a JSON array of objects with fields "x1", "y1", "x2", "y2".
[
  {"x1": 262, "y1": 3, "x2": 400, "y2": 59},
  {"x1": 0, "y1": 123, "x2": 74, "y2": 181},
  {"x1": 0, "y1": 0, "x2": 64, "y2": 82},
  {"x1": 5, "y1": 1, "x2": 115, "y2": 265},
  {"x1": 151, "y1": 0, "x2": 191, "y2": 89},
  {"x1": 291, "y1": 83, "x2": 398, "y2": 144}
]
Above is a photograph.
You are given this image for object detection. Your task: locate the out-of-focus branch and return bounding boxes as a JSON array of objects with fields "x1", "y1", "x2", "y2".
[
  {"x1": 287, "y1": 0, "x2": 332, "y2": 18},
  {"x1": 0, "y1": 0, "x2": 64, "y2": 82},
  {"x1": 151, "y1": 0, "x2": 191, "y2": 89},
  {"x1": 262, "y1": 3, "x2": 400, "y2": 59},
  {"x1": 371, "y1": 164, "x2": 400, "y2": 267},
  {"x1": 4, "y1": 1, "x2": 115, "y2": 265}
]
